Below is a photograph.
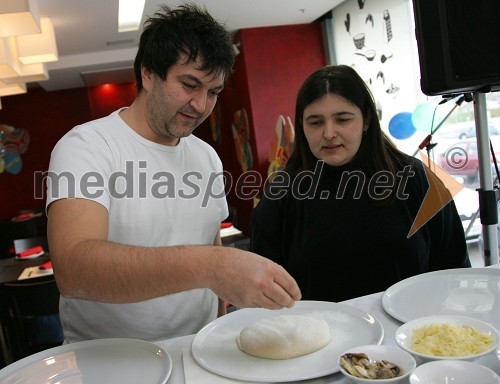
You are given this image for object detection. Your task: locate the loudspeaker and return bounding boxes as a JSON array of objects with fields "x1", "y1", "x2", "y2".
[{"x1": 412, "y1": 0, "x2": 500, "y2": 96}]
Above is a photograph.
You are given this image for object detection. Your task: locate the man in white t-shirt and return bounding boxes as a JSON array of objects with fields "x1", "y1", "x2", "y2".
[{"x1": 46, "y1": 4, "x2": 301, "y2": 343}]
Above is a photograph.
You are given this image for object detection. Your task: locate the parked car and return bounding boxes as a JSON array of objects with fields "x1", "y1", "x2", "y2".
[
  {"x1": 458, "y1": 124, "x2": 500, "y2": 139},
  {"x1": 438, "y1": 137, "x2": 500, "y2": 183}
]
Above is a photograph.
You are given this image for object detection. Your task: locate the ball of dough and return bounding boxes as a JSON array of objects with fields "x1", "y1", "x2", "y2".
[{"x1": 237, "y1": 314, "x2": 331, "y2": 359}]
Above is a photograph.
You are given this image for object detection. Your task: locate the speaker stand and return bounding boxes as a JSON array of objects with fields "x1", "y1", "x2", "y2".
[{"x1": 473, "y1": 93, "x2": 499, "y2": 266}]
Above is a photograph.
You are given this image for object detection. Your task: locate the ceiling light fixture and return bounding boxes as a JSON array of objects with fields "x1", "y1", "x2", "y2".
[
  {"x1": 2, "y1": 62, "x2": 48, "y2": 84},
  {"x1": 0, "y1": 0, "x2": 41, "y2": 38},
  {"x1": 118, "y1": 0, "x2": 146, "y2": 32},
  {"x1": 0, "y1": 37, "x2": 19, "y2": 78},
  {"x1": 16, "y1": 17, "x2": 58, "y2": 64},
  {"x1": 0, "y1": 0, "x2": 59, "y2": 97},
  {"x1": 0, "y1": 81, "x2": 27, "y2": 97}
]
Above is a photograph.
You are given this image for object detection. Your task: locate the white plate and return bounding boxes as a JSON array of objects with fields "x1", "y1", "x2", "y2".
[
  {"x1": 409, "y1": 360, "x2": 500, "y2": 384},
  {"x1": 0, "y1": 338, "x2": 172, "y2": 384},
  {"x1": 15, "y1": 251, "x2": 45, "y2": 259},
  {"x1": 382, "y1": 268, "x2": 500, "y2": 327},
  {"x1": 191, "y1": 300, "x2": 384, "y2": 382}
]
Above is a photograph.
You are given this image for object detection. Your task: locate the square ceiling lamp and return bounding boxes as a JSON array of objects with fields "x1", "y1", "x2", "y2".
[
  {"x1": 0, "y1": 81, "x2": 26, "y2": 97},
  {"x1": 16, "y1": 17, "x2": 58, "y2": 64},
  {"x1": 0, "y1": 37, "x2": 20, "y2": 78},
  {"x1": 2, "y1": 62, "x2": 48, "y2": 84},
  {"x1": 119, "y1": 0, "x2": 146, "y2": 32},
  {"x1": 0, "y1": 0, "x2": 41, "y2": 38}
]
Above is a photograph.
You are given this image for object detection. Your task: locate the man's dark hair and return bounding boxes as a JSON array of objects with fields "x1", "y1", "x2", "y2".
[{"x1": 134, "y1": 3, "x2": 235, "y2": 91}]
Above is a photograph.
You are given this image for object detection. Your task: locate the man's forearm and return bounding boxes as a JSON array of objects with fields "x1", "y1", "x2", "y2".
[{"x1": 52, "y1": 239, "x2": 224, "y2": 303}]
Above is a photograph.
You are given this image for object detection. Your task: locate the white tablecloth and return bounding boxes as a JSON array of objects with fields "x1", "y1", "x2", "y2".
[{"x1": 156, "y1": 291, "x2": 500, "y2": 384}]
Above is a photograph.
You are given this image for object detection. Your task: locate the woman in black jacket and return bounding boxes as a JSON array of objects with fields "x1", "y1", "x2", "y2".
[{"x1": 250, "y1": 65, "x2": 470, "y2": 302}]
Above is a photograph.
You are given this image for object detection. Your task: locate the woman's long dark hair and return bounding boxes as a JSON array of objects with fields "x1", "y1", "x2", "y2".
[{"x1": 286, "y1": 65, "x2": 412, "y2": 178}]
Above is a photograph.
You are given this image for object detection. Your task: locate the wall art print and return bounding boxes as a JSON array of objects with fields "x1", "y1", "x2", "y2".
[
  {"x1": 231, "y1": 108, "x2": 253, "y2": 172},
  {"x1": 209, "y1": 100, "x2": 222, "y2": 145},
  {"x1": 0, "y1": 124, "x2": 30, "y2": 175},
  {"x1": 268, "y1": 115, "x2": 295, "y2": 175},
  {"x1": 332, "y1": 0, "x2": 423, "y2": 152}
]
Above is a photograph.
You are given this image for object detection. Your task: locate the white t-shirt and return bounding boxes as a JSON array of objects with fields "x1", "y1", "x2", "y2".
[{"x1": 47, "y1": 109, "x2": 228, "y2": 342}]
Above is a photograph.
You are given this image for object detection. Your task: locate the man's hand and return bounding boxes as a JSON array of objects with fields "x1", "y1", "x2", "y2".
[{"x1": 210, "y1": 249, "x2": 301, "y2": 310}]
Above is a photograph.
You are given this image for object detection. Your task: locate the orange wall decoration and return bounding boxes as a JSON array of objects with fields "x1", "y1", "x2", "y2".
[{"x1": 268, "y1": 115, "x2": 295, "y2": 175}]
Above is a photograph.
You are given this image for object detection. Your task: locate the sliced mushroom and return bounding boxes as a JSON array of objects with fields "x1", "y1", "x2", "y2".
[{"x1": 339, "y1": 353, "x2": 403, "y2": 379}]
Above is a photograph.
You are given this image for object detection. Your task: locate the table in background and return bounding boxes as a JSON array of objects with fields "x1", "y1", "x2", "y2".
[
  {"x1": 0, "y1": 254, "x2": 52, "y2": 367},
  {"x1": 157, "y1": 290, "x2": 500, "y2": 384},
  {"x1": 221, "y1": 235, "x2": 249, "y2": 250},
  {"x1": 0, "y1": 254, "x2": 50, "y2": 285}
]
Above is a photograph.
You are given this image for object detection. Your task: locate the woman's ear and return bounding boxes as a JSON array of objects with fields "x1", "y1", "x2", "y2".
[{"x1": 363, "y1": 112, "x2": 371, "y2": 132}]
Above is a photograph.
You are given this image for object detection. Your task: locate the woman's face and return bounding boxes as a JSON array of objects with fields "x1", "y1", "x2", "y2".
[{"x1": 303, "y1": 93, "x2": 366, "y2": 166}]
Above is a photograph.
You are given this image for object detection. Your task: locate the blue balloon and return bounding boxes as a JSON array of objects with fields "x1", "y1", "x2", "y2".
[
  {"x1": 389, "y1": 112, "x2": 416, "y2": 140},
  {"x1": 412, "y1": 103, "x2": 435, "y2": 132}
]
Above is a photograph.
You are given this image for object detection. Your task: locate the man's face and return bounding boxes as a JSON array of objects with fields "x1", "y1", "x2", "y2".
[{"x1": 142, "y1": 54, "x2": 225, "y2": 145}]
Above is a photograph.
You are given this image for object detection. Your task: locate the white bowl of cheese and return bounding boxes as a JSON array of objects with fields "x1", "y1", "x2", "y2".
[{"x1": 395, "y1": 315, "x2": 499, "y2": 362}]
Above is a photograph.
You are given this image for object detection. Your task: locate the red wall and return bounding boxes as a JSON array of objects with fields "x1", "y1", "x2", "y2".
[
  {"x1": 0, "y1": 23, "x2": 325, "y2": 232},
  {"x1": 242, "y1": 24, "x2": 326, "y2": 176},
  {"x1": 0, "y1": 87, "x2": 91, "y2": 220},
  {"x1": 0, "y1": 83, "x2": 137, "y2": 221},
  {"x1": 211, "y1": 23, "x2": 326, "y2": 233},
  {"x1": 87, "y1": 82, "x2": 136, "y2": 119}
]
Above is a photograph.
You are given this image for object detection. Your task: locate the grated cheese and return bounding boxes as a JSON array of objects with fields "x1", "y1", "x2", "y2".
[{"x1": 411, "y1": 323, "x2": 494, "y2": 357}]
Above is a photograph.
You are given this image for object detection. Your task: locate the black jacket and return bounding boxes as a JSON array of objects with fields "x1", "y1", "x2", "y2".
[{"x1": 250, "y1": 159, "x2": 470, "y2": 302}]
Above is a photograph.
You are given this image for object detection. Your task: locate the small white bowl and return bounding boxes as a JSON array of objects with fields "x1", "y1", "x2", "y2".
[
  {"x1": 409, "y1": 360, "x2": 500, "y2": 384},
  {"x1": 338, "y1": 344, "x2": 417, "y2": 384},
  {"x1": 395, "y1": 315, "x2": 500, "y2": 362}
]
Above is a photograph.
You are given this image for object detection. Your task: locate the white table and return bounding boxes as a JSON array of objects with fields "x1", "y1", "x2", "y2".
[{"x1": 156, "y1": 291, "x2": 500, "y2": 383}]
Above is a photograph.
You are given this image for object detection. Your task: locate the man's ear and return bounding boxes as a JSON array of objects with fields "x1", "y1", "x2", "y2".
[{"x1": 141, "y1": 66, "x2": 153, "y2": 91}]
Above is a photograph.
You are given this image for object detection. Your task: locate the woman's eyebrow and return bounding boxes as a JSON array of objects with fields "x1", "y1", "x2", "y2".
[
  {"x1": 332, "y1": 111, "x2": 356, "y2": 116},
  {"x1": 304, "y1": 114, "x2": 323, "y2": 120},
  {"x1": 305, "y1": 111, "x2": 355, "y2": 119}
]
